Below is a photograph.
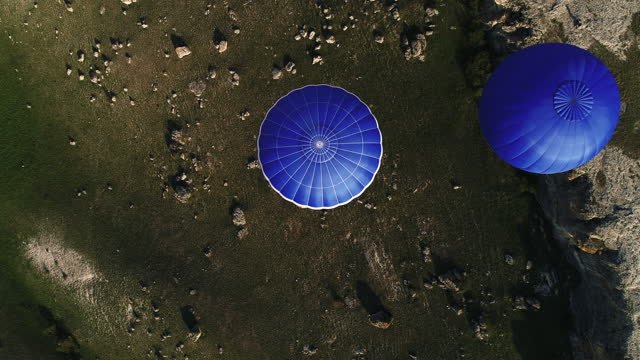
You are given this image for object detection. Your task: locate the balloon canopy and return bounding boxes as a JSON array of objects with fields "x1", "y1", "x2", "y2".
[
  {"x1": 479, "y1": 43, "x2": 620, "y2": 174},
  {"x1": 258, "y1": 85, "x2": 383, "y2": 209}
]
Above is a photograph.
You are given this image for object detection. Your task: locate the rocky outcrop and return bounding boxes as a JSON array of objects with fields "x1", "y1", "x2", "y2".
[
  {"x1": 537, "y1": 147, "x2": 640, "y2": 359},
  {"x1": 480, "y1": 1, "x2": 640, "y2": 357},
  {"x1": 492, "y1": 0, "x2": 640, "y2": 60}
]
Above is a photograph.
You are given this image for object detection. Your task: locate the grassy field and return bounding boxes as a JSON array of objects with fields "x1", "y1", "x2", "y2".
[{"x1": 0, "y1": 0, "x2": 594, "y2": 359}]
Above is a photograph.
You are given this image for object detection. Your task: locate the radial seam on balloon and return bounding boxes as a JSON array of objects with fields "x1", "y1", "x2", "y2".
[
  {"x1": 262, "y1": 135, "x2": 309, "y2": 145},
  {"x1": 291, "y1": 89, "x2": 314, "y2": 136},
  {"x1": 525, "y1": 116, "x2": 570, "y2": 171},
  {"x1": 326, "y1": 159, "x2": 353, "y2": 197},
  {"x1": 324, "y1": 101, "x2": 362, "y2": 140},
  {"x1": 265, "y1": 116, "x2": 312, "y2": 141},
  {"x1": 324, "y1": 110, "x2": 356, "y2": 141},
  {"x1": 580, "y1": 113, "x2": 599, "y2": 167},
  {"x1": 268, "y1": 150, "x2": 307, "y2": 177},
  {"x1": 277, "y1": 153, "x2": 308, "y2": 181},
  {"x1": 313, "y1": 90, "x2": 322, "y2": 136},
  {"x1": 574, "y1": 56, "x2": 586, "y2": 82},
  {"x1": 572, "y1": 119, "x2": 587, "y2": 171},
  {"x1": 583, "y1": 58, "x2": 599, "y2": 87},
  {"x1": 283, "y1": 150, "x2": 314, "y2": 184},
  {"x1": 331, "y1": 120, "x2": 378, "y2": 138},
  {"x1": 506, "y1": 112, "x2": 566, "y2": 162},
  {"x1": 270, "y1": 100, "x2": 314, "y2": 134},
  {"x1": 564, "y1": 118, "x2": 582, "y2": 172},
  {"x1": 262, "y1": 147, "x2": 306, "y2": 166},
  {"x1": 325, "y1": 157, "x2": 348, "y2": 190},
  {"x1": 337, "y1": 142, "x2": 380, "y2": 145},
  {"x1": 323, "y1": 91, "x2": 352, "y2": 137},
  {"x1": 334, "y1": 152, "x2": 367, "y2": 188},
  {"x1": 289, "y1": 157, "x2": 312, "y2": 190},
  {"x1": 302, "y1": 158, "x2": 318, "y2": 205},
  {"x1": 589, "y1": 66, "x2": 614, "y2": 92},
  {"x1": 331, "y1": 154, "x2": 359, "y2": 188},
  {"x1": 486, "y1": 101, "x2": 553, "y2": 144},
  {"x1": 339, "y1": 148, "x2": 380, "y2": 160},
  {"x1": 261, "y1": 145, "x2": 307, "y2": 151},
  {"x1": 327, "y1": 113, "x2": 365, "y2": 144},
  {"x1": 321, "y1": 161, "x2": 339, "y2": 203},
  {"x1": 270, "y1": 109, "x2": 313, "y2": 140},
  {"x1": 566, "y1": 117, "x2": 585, "y2": 171},
  {"x1": 316, "y1": 162, "x2": 324, "y2": 205},
  {"x1": 320, "y1": 87, "x2": 332, "y2": 128},
  {"x1": 293, "y1": 155, "x2": 315, "y2": 193},
  {"x1": 300, "y1": 90, "x2": 320, "y2": 136},
  {"x1": 322, "y1": 89, "x2": 335, "y2": 139},
  {"x1": 279, "y1": 98, "x2": 317, "y2": 139},
  {"x1": 493, "y1": 113, "x2": 558, "y2": 151},
  {"x1": 539, "y1": 118, "x2": 574, "y2": 173},
  {"x1": 332, "y1": 127, "x2": 379, "y2": 143},
  {"x1": 337, "y1": 112, "x2": 376, "y2": 134}
]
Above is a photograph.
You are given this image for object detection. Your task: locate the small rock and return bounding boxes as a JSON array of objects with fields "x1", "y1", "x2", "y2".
[
  {"x1": 271, "y1": 67, "x2": 283, "y2": 80},
  {"x1": 513, "y1": 296, "x2": 527, "y2": 311},
  {"x1": 422, "y1": 245, "x2": 432, "y2": 263},
  {"x1": 402, "y1": 32, "x2": 427, "y2": 61},
  {"x1": 229, "y1": 70, "x2": 240, "y2": 86},
  {"x1": 526, "y1": 297, "x2": 541, "y2": 310},
  {"x1": 175, "y1": 46, "x2": 192, "y2": 59},
  {"x1": 302, "y1": 344, "x2": 318, "y2": 356},
  {"x1": 472, "y1": 316, "x2": 489, "y2": 340},
  {"x1": 203, "y1": 246, "x2": 212, "y2": 258},
  {"x1": 284, "y1": 61, "x2": 296, "y2": 72},
  {"x1": 246, "y1": 160, "x2": 261, "y2": 170},
  {"x1": 188, "y1": 80, "x2": 207, "y2": 97},
  {"x1": 368, "y1": 309, "x2": 393, "y2": 329},
  {"x1": 207, "y1": 65, "x2": 217, "y2": 79},
  {"x1": 437, "y1": 267, "x2": 465, "y2": 292},
  {"x1": 174, "y1": 184, "x2": 192, "y2": 203},
  {"x1": 312, "y1": 55, "x2": 323, "y2": 65},
  {"x1": 425, "y1": 8, "x2": 439, "y2": 17},
  {"x1": 237, "y1": 228, "x2": 249, "y2": 240},
  {"x1": 504, "y1": 254, "x2": 514, "y2": 266},
  {"x1": 238, "y1": 109, "x2": 250, "y2": 120},
  {"x1": 215, "y1": 40, "x2": 228, "y2": 53},
  {"x1": 232, "y1": 206, "x2": 246, "y2": 226}
]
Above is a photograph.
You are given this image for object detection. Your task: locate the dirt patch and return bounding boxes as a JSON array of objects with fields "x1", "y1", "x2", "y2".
[
  {"x1": 359, "y1": 239, "x2": 404, "y2": 302},
  {"x1": 24, "y1": 230, "x2": 100, "y2": 304}
]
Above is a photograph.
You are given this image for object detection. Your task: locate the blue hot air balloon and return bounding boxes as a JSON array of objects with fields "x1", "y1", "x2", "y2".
[
  {"x1": 479, "y1": 43, "x2": 620, "y2": 174},
  {"x1": 258, "y1": 85, "x2": 383, "y2": 209}
]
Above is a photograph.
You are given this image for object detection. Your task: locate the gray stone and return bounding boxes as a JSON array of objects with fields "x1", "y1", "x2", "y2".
[
  {"x1": 188, "y1": 80, "x2": 206, "y2": 97},
  {"x1": 175, "y1": 46, "x2": 192, "y2": 58},
  {"x1": 232, "y1": 206, "x2": 246, "y2": 227}
]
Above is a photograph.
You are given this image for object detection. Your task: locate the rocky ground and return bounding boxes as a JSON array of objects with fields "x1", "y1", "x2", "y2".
[{"x1": 486, "y1": 1, "x2": 640, "y2": 359}]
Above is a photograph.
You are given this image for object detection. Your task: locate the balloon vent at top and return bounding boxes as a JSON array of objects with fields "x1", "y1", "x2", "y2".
[
  {"x1": 258, "y1": 85, "x2": 383, "y2": 209},
  {"x1": 479, "y1": 43, "x2": 620, "y2": 174}
]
